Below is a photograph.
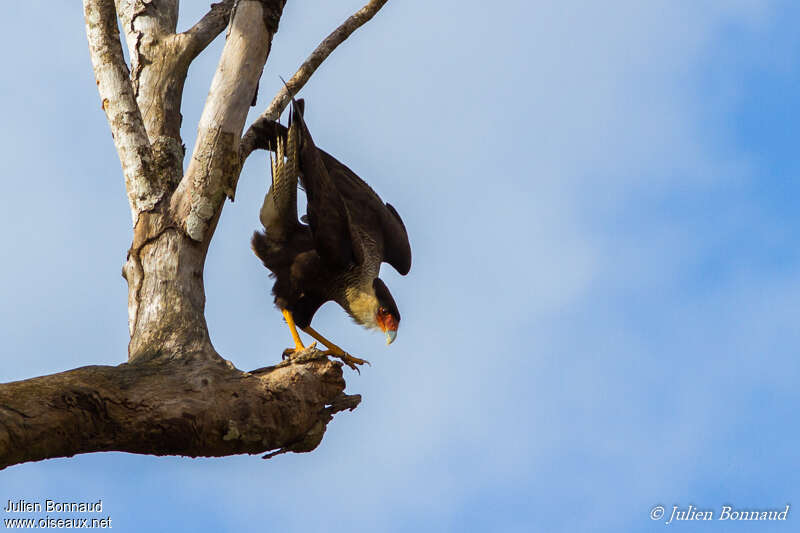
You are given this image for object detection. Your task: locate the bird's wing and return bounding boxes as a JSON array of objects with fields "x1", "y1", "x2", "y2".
[
  {"x1": 292, "y1": 99, "x2": 357, "y2": 269},
  {"x1": 319, "y1": 150, "x2": 411, "y2": 276},
  {"x1": 382, "y1": 202, "x2": 412, "y2": 275}
]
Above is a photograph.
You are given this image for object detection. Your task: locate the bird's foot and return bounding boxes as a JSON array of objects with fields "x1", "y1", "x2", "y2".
[{"x1": 321, "y1": 347, "x2": 370, "y2": 373}]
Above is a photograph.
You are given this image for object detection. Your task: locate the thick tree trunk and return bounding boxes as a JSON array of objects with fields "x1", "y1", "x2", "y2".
[{"x1": 123, "y1": 212, "x2": 213, "y2": 361}]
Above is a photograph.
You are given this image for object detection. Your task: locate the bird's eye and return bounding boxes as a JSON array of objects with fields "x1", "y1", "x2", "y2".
[{"x1": 378, "y1": 307, "x2": 387, "y2": 316}]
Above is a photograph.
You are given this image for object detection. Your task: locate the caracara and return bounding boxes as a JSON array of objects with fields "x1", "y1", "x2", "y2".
[{"x1": 251, "y1": 99, "x2": 411, "y2": 370}]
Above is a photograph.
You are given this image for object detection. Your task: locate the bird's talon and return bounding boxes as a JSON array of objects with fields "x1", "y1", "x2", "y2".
[{"x1": 321, "y1": 349, "x2": 370, "y2": 372}]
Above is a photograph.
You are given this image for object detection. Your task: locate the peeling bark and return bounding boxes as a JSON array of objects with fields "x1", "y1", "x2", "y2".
[{"x1": 116, "y1": 0, "x2": 188, "y2": 192}]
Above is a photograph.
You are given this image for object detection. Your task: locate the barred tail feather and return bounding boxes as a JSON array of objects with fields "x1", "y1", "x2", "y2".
[{"x1": 258, "y1": 112, "x2": 301, "y2": 238}]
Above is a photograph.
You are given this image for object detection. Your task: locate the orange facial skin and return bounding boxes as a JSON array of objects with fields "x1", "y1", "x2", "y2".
[
  {"x1": 376, "y1": 308, "x2": 399, "y2": 344},
  {"x1": 376, "y1": 309, "x2": 397, "y2": 331}
]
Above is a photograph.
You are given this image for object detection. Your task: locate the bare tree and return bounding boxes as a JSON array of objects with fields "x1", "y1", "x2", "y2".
[{"x1": 0, "y1": 0, "x2": 388, "y2": 470}]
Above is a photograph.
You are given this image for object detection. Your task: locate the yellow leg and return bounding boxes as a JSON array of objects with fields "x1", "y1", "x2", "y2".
[
  {"x1": 302, "y1": 326, "x2": 370, "y2": 371},
  {"x1": 283, "y1": 309, "x2": 305, "y2": 351}
]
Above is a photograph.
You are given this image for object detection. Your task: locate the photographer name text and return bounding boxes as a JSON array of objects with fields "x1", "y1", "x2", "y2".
[{"x1": 5, "y1": 499, "x2": 103, "y2": 513}]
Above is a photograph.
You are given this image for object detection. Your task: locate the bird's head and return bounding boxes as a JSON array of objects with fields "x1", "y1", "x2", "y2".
[{"x1": 372, "y1": 278, "x2": 400, "y2": 345}]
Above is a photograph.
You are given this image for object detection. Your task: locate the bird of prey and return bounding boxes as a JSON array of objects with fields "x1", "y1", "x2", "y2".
[{"x1": 251, "y1": 99, "x2": 411, "y2": 370}]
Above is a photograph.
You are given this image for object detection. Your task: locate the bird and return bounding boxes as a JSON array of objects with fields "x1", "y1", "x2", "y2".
[{"x1": 251, "y1": 98, "x2": 411, "y2": 371}]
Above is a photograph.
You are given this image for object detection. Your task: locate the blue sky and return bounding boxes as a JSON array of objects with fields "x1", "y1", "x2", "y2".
[{"x1": 1, "y1": 1, "x2": 800, "y2": 531}]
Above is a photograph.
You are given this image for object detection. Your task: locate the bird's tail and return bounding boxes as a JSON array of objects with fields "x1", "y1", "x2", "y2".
[{"x1": 258, "y1": 106, "x2": 301, "y2": 238}]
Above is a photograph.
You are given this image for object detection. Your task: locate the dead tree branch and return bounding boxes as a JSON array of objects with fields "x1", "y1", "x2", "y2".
[
  {"x1": 241, "y1": 0, "x2": 389, "y2": 161},
  {"x1": 114, "y1": 0, "x2": 196, "y2": 195},
  {"x1": 0, "y1": 350, "x2": 359, "y2": 470},
  {"x1": 84, "y1": 0, "x2": 156, "y2": 218},
  {"x1": 181, "y1": 0, "x2": 237, "y2": 60}
]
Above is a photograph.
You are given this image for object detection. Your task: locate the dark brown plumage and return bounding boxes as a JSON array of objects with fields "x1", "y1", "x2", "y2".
[{"x1": 251, "y1": 99, "x2": 411, "y2": 368}]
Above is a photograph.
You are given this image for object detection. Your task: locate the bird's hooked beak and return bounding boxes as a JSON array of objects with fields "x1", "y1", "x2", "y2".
[{"x1": 385, "y1": 329, "x2": 397, "y2": 345}]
